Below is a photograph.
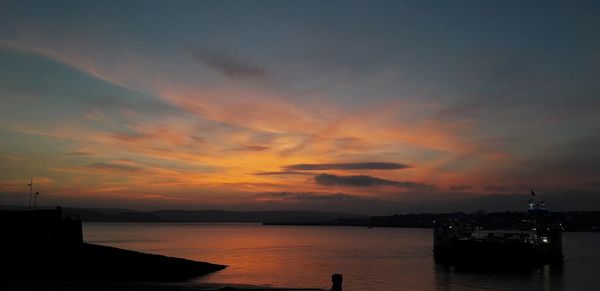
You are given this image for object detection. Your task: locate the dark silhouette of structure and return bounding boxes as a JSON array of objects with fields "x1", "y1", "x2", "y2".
[
  {"x1": 1, "y1": 206, "x2": 83, "y2": 245},
  {"x1": 0, "y1": 206, "x2": 226, "y2": 282},
  {"x1": 433, "y1": 197, "x2": 563, "y2": 265},
  {"x1": 330, "y1": 274, "x2": 343, "y2": 291}
]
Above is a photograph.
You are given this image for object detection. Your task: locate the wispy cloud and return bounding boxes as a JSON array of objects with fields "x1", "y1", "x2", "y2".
[
  {"x1": 253, "y1": 171, "x2": 314, "y2": 176},
  {"x1": 449, "y1": 184, "x2": 473, "y2": 191},
  {"x1": 482, "y1": 184, "x2": 531, "y2": 192},
  {"x1": 66, "y1": 151, "x2": 94, "y2": 156},
  {"x1": 186, "y1": 45, "x2": 267, "y2": 80},
  {"x1": 2, "y1": 2, "x2": 599, "y2": 211},
  {"x1": 87, "y1": 162, "x2": 141, "y2": 173},
  {"x1": 254, "y1": 191, "x2": 374, "y2": 202},
  {"x1": 0, "y1": 154, "x2": 26, "y2": 161},
  {"x1": 238, "y1": 145, "x2": 270, "y2": 151},
  {"x1": 141, "y1": 194, "x2": 192, "y2": 201},
  {"x1": 284, "y1": 162, "x2": 409, "y2": 171},
  {"x1": 314, "y1": 173, "x2": 431, "y2": 189}
]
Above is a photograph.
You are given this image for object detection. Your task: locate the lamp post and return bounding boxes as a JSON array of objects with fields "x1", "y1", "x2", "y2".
[
  {"x1": 27, "y1": 177, "x2": 33, "y2": 209},
  {"x1": 34, "y1": 192, "x2": 39, "y2": 209}
]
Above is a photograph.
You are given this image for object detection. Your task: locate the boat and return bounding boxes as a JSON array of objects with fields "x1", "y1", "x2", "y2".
[{"x1": 433, "y1": 193, "x2": 563, "y2": 265}]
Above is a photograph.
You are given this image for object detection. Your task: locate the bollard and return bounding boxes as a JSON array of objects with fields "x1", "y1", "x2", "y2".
[{"x1": 331, "y1": 273, "x2": 343, "y2": 291}]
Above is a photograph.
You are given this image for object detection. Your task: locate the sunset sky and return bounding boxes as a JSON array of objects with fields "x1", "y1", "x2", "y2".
[{"x1": 1, "y1": 1, "x2": 599, "y2": 214}]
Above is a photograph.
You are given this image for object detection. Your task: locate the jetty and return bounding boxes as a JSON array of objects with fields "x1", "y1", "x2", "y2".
[
  {"x1": 0, "y1": 206, "x2": 339, "y2": 290},
  {"x1": 0, "y1": 207, "x2": 226, "y2": 282}
]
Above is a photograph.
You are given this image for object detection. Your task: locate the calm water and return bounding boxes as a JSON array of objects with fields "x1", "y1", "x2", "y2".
[{"x1": 84, "y1": 223, "x2": 600, "y2": 290}]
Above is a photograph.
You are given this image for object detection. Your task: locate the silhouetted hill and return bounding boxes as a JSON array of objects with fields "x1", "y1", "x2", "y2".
[
  {"x1": 67, "y1": 209, "x2": 166, "y2": 222},
  {"x1": 149, "y1": 209, "x2": 361, "y2": 223}
]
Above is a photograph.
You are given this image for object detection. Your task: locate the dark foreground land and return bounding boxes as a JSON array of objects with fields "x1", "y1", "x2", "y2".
[
  {"x1": 1, "y1": 208, "x2": 224, "y2": 287},
  {"x1": 1, "y1": 208, "x2": 327, "y2": 290},
  {"x1": 3, "y1": 242, "x2": 226, "y2": 282},
  {"x1": 3, "y1": 282, "x2": 324, "y2": 291},
  {"x1": 2, "y1": 242, "x2": 323, "y2": 291}
]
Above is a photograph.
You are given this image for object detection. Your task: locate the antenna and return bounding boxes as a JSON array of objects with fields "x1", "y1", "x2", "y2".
[{"x1": 27, "y1": 177, "x2": 33, "y2": 209}]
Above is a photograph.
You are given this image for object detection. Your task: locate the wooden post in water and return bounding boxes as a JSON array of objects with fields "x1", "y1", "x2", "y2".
[{"x1": 331, "y1": 273, "x2": 342, "y2": 291}]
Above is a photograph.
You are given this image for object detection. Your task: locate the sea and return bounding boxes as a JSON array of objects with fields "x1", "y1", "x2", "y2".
[{"x1": 84, "y1": 223, "x2": 600, "y2": 291}]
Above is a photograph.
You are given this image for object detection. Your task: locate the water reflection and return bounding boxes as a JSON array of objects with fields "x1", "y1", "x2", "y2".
[
  {"x1": 84, "y1": 223, "x2": 599, "y2": 291},
  {"x1": 434, "y1": 262, "x2": 564, "y2": 290}
]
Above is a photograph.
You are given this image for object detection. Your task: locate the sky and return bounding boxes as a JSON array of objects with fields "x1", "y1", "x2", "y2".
[{"x1": 1, "y1": 0, "x2": 599, "y2": 214}]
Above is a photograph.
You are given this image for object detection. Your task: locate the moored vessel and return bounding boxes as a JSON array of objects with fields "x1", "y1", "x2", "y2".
[{"x1": 433, "y1": 193, "x2": 563, "y2": 264}]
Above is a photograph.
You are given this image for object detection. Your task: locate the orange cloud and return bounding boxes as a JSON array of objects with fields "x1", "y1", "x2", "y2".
[{"x1": 0, "y1": 35, "x2": 553, "y2": 208}]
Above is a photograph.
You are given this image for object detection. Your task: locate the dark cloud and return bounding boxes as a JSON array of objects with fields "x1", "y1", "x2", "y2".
[
  {"x1": 315, "y1": 173, "x2": 431, "y2": 189},
  {"x1": 483, "y1": 185, "x2": 510, "y2": 192},
  {"x1": 284, "y1": 162, "x2": 409, "y2": 171},
  {"x1": 253, "y1": 171, "x2": 314, "y2": 176},
  {"x1": 255, "y1": 192, "x2": 372, "y2": 202},
  {"x1": 527, "y1": 136, "x2": 600, "y2": 180},
  {"x1": 87, "y1": 162, "x2": 140, "y2": 172},
  {"x1": 187, "y1": 45, "x2": 267, "y2": 79},
  {"x1": 110, "y1": 132, "x2": 151, "y2": 142},
  {"x1": 66, "y1": 151, "x2": 93, "y2": 156},
  {"x1": 483, "y1": 184, "x2": 531, "y2": 192},
  {"x1": 450, "y1": 184, "x2": 473, "y2": 191},
  {"x1": 582, "y1": 182, "x2": 600, "y2": 189},
  {"x1": 238, "y1": 145, "x2": 269, "y2": 151}
]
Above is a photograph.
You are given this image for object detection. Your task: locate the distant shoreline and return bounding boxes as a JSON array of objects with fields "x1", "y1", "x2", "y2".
[
  {"x1": 84, "y1": 219, "x2": 600, "y2": 233},
  {"x1": 3, "y1": 204, "x2": 599, "y2": 231},
  {"x1": 266, "y1": 211, "x2": 600, "y2": 232},
  {"x1": 71, "y1": 207, "x2": 599, "y2": 233}
]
